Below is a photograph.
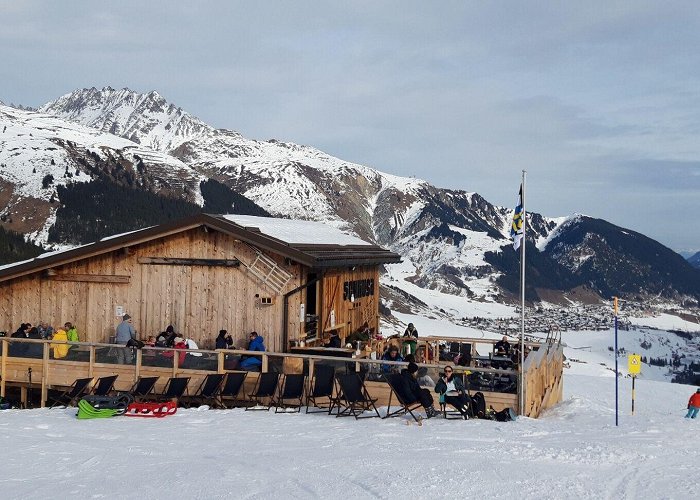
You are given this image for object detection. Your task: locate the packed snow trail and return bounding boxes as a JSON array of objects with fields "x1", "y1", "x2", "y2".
[{"x1": 0, "y1": 375, "x2": 698, "y2": 499}]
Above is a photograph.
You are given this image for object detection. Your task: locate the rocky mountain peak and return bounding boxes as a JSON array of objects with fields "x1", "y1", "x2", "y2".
[{"x1": 39, "y1": 87, "x2": 213, "y2": 152}]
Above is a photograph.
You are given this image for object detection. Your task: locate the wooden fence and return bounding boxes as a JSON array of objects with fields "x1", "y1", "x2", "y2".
[{"x1": 0, "y1": 336, "x2": 561, "y2": 416}]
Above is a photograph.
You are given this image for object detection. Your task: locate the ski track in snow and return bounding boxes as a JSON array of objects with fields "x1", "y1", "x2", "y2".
[{"x1": 1, "y1": 375, "x2": 698, "y2": 499}]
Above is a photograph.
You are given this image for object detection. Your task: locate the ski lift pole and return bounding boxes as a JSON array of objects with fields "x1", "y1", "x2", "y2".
[{"x1": 614, "y1": 296, "x2": 619, "y2": 427}]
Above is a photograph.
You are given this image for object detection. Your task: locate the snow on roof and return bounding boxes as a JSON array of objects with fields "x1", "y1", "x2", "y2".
[{"x1": 222, "y1": 215, "x2": 372, "y2": 246}]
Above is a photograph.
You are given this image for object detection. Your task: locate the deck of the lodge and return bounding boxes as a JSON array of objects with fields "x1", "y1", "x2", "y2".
[{"x1": 0, "y1": 337, "x2": 562, "y2": 417}]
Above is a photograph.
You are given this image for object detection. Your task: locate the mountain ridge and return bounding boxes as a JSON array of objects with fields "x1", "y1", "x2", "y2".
[{"x1": 1, "y1": 87, "x2": 697, "y2": 306}]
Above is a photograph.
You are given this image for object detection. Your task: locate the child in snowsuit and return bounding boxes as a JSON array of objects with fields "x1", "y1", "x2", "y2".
[{"x1": 685, "y1": 388, "x2": 700, "y2": 419}]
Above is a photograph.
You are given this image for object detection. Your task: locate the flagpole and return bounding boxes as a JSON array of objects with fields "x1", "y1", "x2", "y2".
[{"x1": 519, "y1": 170, "x2": 526, "y2": 416}]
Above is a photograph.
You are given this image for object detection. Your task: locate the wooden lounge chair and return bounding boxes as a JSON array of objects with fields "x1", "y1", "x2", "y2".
[
  {"x1": 91, "y1": 375, "x2": 118, "y2": 396},
  {"x1": 151, "y1": 377, "x2": 190, "y2": 404},
  {"x1": 273, "y1": 374, "x2": 306, "y2": 413},
  {"x1": 383, "y1": 373, "x2": 423, "y2": 422},
  {"x1": 245, "y1": 372, "x2": 279, "y2": 411},
  {"x1": 305, "y1": 364, "x2": 336, "y2": 414},
  {"x1": 217, "y1": 372, "x2": 248, "y2": 409},
  {"x1": 48, "y1": 377, "x2": 93, "y2": 408},
  {"x1": 334, "y1": 373, "x2": 380, "y2": 419},
  {"x1": 182, "y1": 373, "x2": 225, "y2": 408},
  {"x1": 125, "y1": 376, "x2": 159, "y2": 401}
]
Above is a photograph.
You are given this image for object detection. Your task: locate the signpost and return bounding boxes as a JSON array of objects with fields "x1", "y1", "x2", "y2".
[
  {"x1": 614, "y1": 297, "x2": 619, "y2": 426},
  {"x1": 628, "y1": 354, "x2": 641, "y2": 415}
]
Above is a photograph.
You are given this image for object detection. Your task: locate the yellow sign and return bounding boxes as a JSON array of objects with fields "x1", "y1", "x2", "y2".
[{"x1": 628, "y1": 354, "x2": 641, "y2": 375}]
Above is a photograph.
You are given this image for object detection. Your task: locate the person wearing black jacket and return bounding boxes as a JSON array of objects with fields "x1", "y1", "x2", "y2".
[
  {"x1": 435, "y1": 365, "x2": 471, "y2": 419},
  {"x1": 400, "y1": 362, "x2": 437, "y2": 418}
]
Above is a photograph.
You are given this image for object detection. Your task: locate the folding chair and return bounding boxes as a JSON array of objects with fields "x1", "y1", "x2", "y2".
[
  {"x1": 334, "y1": 373, "x2": 380, "y2": 419},
  {"x1": 91, "y1": 375, "x2": 118, "y2": 396},
  {"x1": 182, "y1": 374, "x2": 225, "y2": 408},
  {"x1": 151, "y1": 377, "x2": 190, "y2": 404},
  {"x1": 305, "y1": 364, "x2": 336, "y2": 414},
  {"x1": 439, "y1": 373, "x2": 471, "y2": 419},
  {"x1": 48, "y1": 377, "x2": 93, "y2": 408},
  {"x1": 383, "y1": 373, "x2": 422, "y2": 422},
  {"x1": 245, "y1": 372, "x2": 279, "y2": 411},
  {"x1": 126, "y1": 376, "x2": 159, "y2": 401},
  {"x1": 273, "y1": 374, "x2": 306, "y2": 413},
  {"x1": 217, "y1": 372, "x2": 247, "y2": 409}
]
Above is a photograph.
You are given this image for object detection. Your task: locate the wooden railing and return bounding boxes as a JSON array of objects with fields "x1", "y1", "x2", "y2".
[{"x1": 0, "y1": 337, "x2": 535, "y2": 413}]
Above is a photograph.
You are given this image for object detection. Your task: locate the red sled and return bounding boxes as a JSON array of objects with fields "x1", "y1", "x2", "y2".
[{"x1": 124, "y1": 401, "x2": 178, "y2": 418}]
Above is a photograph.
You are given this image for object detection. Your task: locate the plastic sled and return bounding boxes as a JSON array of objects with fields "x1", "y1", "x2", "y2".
[
  {"x1": 124, "y1": 401, "x2": 178, "y2": 418},
  {"x1": 82, "y1": 394, "x2": 133, "y2": 415},
  {"x1": 77, "y1": 399, "x2": 120, "y2": 419}
]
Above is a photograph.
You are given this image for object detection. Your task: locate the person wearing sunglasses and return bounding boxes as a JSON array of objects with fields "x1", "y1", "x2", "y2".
[{"x1": 435, "y1": 365, "x2": 471, "y2": 419}]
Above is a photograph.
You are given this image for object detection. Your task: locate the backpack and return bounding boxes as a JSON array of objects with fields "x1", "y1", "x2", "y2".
[
  {"x1": 493, "y1": 407, "x2": 517, "y2": 422},
  {"x1": 472, "y1": 391, "x2": 486, "y2": 419}
]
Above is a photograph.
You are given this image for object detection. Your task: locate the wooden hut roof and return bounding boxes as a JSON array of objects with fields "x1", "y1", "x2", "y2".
[{"x1": 0, "y1": 214, "x2": 402, "y2": 283}]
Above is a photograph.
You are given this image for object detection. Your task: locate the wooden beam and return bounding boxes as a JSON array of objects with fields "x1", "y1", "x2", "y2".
[
  {"x1": 138, "y1": 257, "x2": 241, "y2": 267},
  {"x1": 48, "y1": 274, "x2": 131, "y2": 284}
]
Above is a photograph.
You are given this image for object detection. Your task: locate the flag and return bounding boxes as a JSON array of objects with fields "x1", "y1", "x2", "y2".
[{"x1": 510, "y1": 185, "x2": 524, "y2": 250}]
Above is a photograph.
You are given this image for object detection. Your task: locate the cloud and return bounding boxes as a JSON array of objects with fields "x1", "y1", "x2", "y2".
[{"x1": 0, "y1": 1, "x2": 699, "y2": 250}]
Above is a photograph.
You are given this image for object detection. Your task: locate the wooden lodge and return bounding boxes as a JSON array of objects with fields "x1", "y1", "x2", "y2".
[
  {"x1": 0, "y1": 214, "x2": 401, "y2": 351},
  {"x1": 0, "y1": 214, "x2": 564, "y2": 417}
]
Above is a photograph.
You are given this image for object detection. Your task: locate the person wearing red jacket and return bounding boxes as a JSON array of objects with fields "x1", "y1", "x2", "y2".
[{"x1": 685, "y1": 388, "x2": 700, "y2": 419}]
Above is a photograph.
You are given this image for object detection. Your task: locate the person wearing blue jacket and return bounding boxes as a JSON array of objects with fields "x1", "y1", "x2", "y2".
[{"x1": 240, "y1": 331, "x2": 265, "y2": 371}]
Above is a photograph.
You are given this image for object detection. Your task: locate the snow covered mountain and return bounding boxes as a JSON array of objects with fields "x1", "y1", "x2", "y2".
[
  {"x1": 3, "y1": 87, "x2": 698, "y2": 305},
  {"x1": 0, "y1": 103, "x2": 205, "y2": 242},
  {"x1": 39, "y1": 87, "x2": 212, "y2": 152}
]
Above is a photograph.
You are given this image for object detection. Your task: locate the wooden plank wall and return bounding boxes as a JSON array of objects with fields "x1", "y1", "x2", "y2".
[
  {"x1": 319, "y1": 267, "x2": 379, "y2": 345},
  {"x1": 0, "y1": 228, "x2": 305, "y2": 352}
]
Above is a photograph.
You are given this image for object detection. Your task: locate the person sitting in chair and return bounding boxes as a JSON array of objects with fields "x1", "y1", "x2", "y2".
[
  {"x1": 495, "y1": 336, "x2": 511, "y2": 357},
  {"x1": 215, "y1": 329, "x2": 234, "y2": 349},
  {"x1": 240, "y1": 331, "x2": 265, "y2": 371},
  {"x1": 435, "y1": 365, "x2": 470, "y2": 419},
  {"x1": 400, "y1": 362, "x2": 438, "y2": 418},
  {"x1": 325, "y1": 330, "x2": 341, "y2": 348},
  {"x1": 381, "y1": 345, "x2": 404, "y2": 373}
]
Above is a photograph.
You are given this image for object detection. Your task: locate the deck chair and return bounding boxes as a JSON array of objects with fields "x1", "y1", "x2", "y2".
[
  {"x1": 48, "y1": 377, "x2": 93, "y2": 408},
  {"x1": 245, "y1": 372, "x2": 279, "y2": 411},
  {"x1": 126, "y1": 376, "x2": 159, "y2": 400},
  {"x1": 305, "y1": 364, "x2": 336, "y2": 414},
  {"x1": 182, "y1": 373, "x2": 225, "y2": 408},
  {"x1": 383, "y1": 373, "x2": 422, "y2": 422},
  {"x1": 334, "y1": 373, "x2": 380, "y2": 419},
  {"x1": 217, "y1": 372, "x2": 247, "y2": 409},
  {"x1": 273, "y1": 374, "x2": 306, "y2": 413},
  {"x1": 438, "y1": 373, "x2": 471, "y2": 419},
  {"x1": 91, "y1": 375, "x2": 118, "y2": 396},
  {"x1": 152, "y1": 377, "x2": 190, "y2": 403}
]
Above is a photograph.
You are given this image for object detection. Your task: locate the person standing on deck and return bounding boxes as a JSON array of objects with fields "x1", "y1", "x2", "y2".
[{"x1": 115, "y1": 314, "x2": 136, "y2": 364}]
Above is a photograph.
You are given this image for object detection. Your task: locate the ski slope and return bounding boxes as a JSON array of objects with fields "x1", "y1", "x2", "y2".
[{"x1": 0, "y1": 372, "x2": 697, "y2": 499}]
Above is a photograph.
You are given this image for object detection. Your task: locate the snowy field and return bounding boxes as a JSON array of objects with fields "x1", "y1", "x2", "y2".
[{"x1": 1, "y1": 372, "x2": 698, "y2": 499}]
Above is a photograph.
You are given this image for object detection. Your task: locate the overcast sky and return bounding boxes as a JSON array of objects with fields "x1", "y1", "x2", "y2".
[{"x1": 2, "y1": 1, "x2": 699, "y2": 252}]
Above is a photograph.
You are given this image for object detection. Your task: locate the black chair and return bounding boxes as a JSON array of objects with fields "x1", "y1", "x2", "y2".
[
  {"x1": 218, "y1": 372, "x2": 248, "y2": 409},
  {"x1": 438, "y1": 373, "x2": 470, "y2": 419},
  {"x1": 91, "y1": 375, "x2": 118, "y2": 396},
  {"x1": 152, "y1": 377, "x2": 190, "y2": 403},
  {"x1": 334, "y1": 373, "x2": 380, "y2": 419},
  {"x1": 245, "y1": 372, "x2": 280, "y2": 411},
  {"x1": 183, "y1": 373, "x2": 225, "y2": 408},
  {"x1": 305, "y1": 364, "x2": 336, "y2": 414},
  {"x1": 48, "y1": 377, "x2": 93, "y2": 408},
  {"x1": 383, "y1": 373, "x2": 423, "y2": 422},
  {"x1": 273, "y1": 374, "x2": 306, "y2": 413},
  {"x1": 126, "y1": 376, "x2": 159, "y2": 400}
]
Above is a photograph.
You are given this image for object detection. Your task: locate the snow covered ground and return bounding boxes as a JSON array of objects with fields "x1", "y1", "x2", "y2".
[{"x1": 1, "y1": 371, "x2": 698, "y2": 499}]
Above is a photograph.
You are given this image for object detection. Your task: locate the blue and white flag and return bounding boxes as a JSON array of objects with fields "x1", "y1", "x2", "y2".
[{"x1": 510, "y1": 185, "x2": 524, "y2": 250}]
